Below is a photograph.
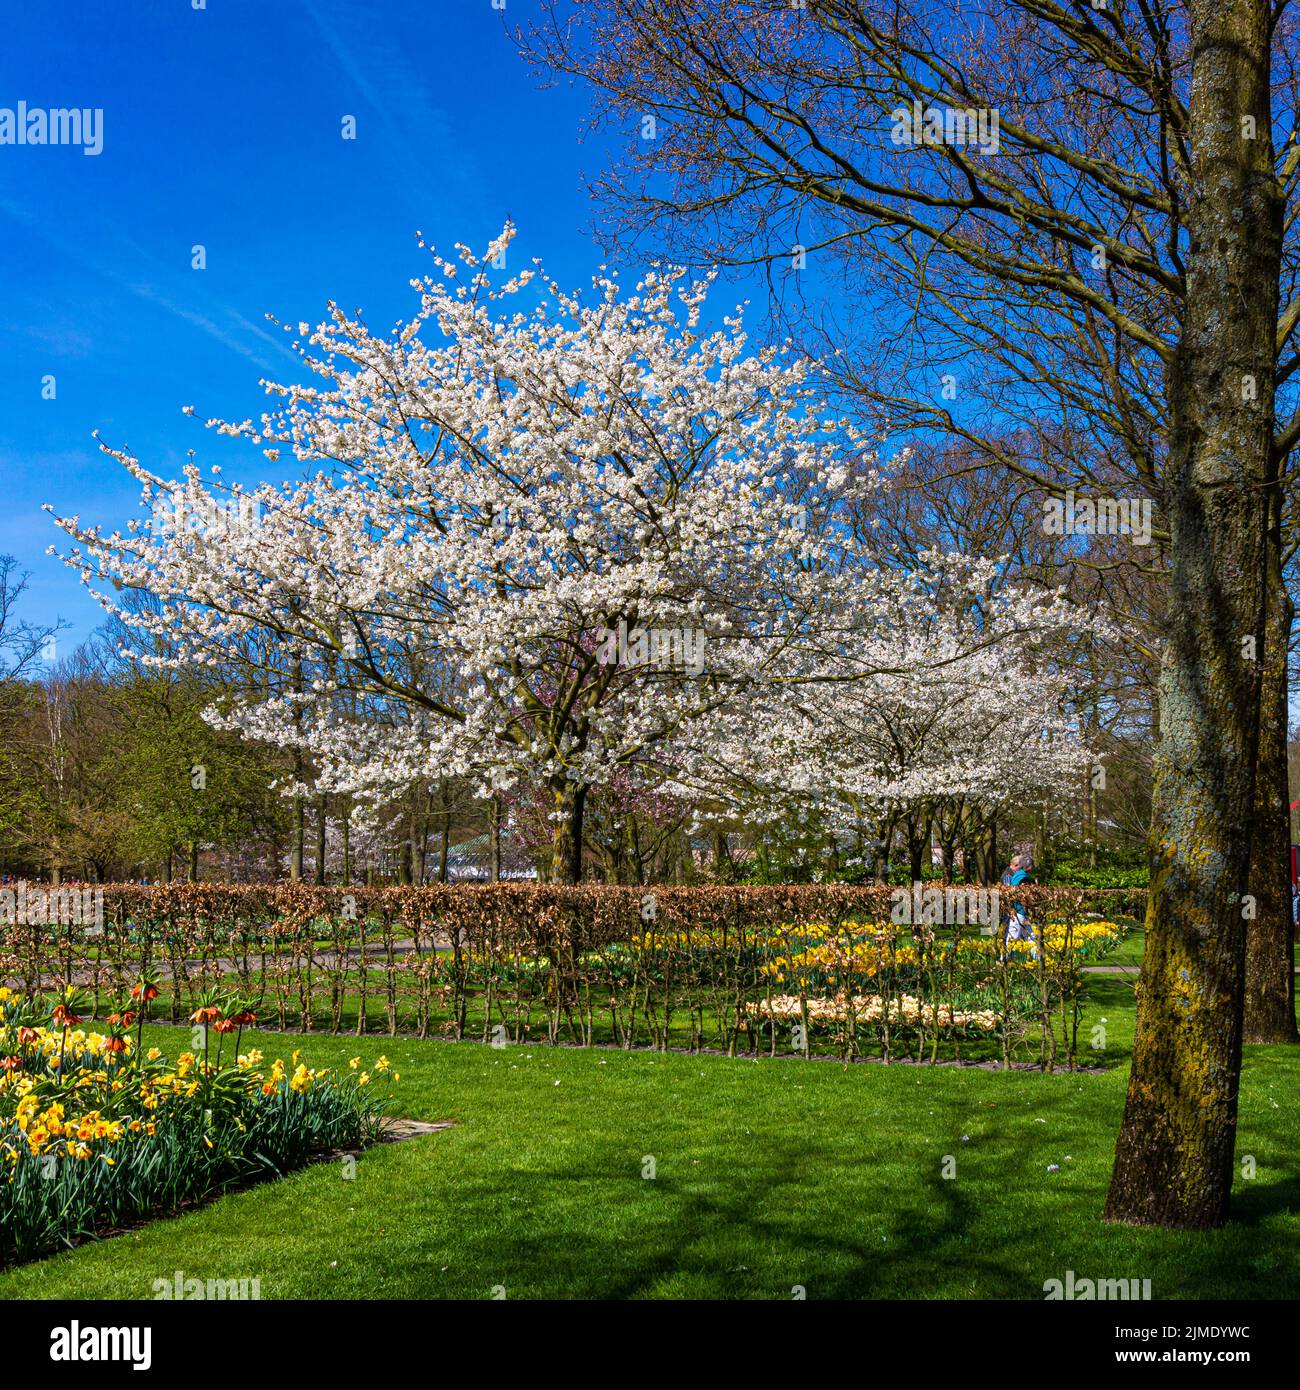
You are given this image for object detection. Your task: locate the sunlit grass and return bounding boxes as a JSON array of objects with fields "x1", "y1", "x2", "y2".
[{"x1": 1, "y1": 979, "x2": 1295, "y2": 1300}]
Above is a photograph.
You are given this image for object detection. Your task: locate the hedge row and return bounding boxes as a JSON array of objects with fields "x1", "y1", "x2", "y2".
[{"x1": 0, "y1": 883, "x2": 1147, "y2": 1069}]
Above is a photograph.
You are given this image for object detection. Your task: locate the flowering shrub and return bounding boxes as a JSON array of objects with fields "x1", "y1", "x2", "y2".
[{"x1": 0, "y1": 985, "x2": 396, "y2": 1266}]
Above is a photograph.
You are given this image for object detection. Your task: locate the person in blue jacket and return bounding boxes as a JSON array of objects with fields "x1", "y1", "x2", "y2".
[{"x1": 999, "y1": 855, "x2": 1037, "y2": 956}]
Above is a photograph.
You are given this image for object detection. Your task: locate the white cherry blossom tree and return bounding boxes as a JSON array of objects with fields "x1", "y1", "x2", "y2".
[
  {"x1": 670, "y1": 555, "x2": 1090, "y2": 877},
  {"x1": 50, "y1": 225, "x2": 871, "y2": 882}
]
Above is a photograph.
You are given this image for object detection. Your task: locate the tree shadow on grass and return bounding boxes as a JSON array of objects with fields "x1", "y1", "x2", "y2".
[
  {"x1": 420, "y1": 1076, "x2": 1299, "y2": 1300},
  {"x1": 1227, "y1": 1171, "x2": 1300, "y2": 1227}
]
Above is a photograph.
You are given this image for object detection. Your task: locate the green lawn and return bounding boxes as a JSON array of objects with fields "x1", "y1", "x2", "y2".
[
  {"x1": 2, "y1": 977, "x2": 1297, "y2": 1300},
  {"x1": 1087, "y1": 926, "x2": 1300, "y2": 968},
  {"x1": 1095, "y1": 927, "x2": 1147, "y2": 967}
]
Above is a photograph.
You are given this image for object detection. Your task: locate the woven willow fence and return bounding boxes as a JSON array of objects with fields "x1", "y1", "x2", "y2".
[{"x1": 0, "y1": 883, "x2": 1145, "y2": 1070}]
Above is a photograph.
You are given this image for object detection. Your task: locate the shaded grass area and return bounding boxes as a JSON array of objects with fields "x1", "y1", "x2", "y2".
[{"x1": 1, "y1": 976, "x2": 1297, "y2": 1300}]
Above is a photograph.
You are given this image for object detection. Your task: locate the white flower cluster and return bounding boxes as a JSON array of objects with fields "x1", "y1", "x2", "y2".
[{"x1": 746, "y1": 992, "x2": 1001, "y2": 1032}]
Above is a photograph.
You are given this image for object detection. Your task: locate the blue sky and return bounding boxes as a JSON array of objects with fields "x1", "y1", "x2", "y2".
[{"x1": 0, "y1": 0, "x2": 656, "y2": 657}]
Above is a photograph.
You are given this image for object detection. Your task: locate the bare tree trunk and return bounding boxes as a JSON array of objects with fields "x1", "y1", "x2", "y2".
[
  {"x1": 290, "y1": 666, "x2": 305, "y2": 882},
  {"x1": 1244, "y1": 497, "x2": 1299, "y2": 1042},
  {"x1": 314, "y1": 794, "x2": 327, "y2": 886},
  {"x1": 289, "y1": 750, "x2": 305, "y2": 883},
  {"x1": 489, "y1": 794, "x2": 502, "y2": 883},
  {"x1": 713, "y1": 829, "x2": 732, "y2": 882},
  {"x1": 1107, "y1": 0, "x2": 1278, "y2": 1228},
  {"x1": 290, "y1": 794, "x2": 304, "y2": 882},
  {"x1": 438, "y1": 797, "x2": 451, "y2": 884},
  {"x1": 907, "y1": 813, "x2": 930, "y2": 882},
  {"x1": 549, "y1": 779, "x2": 587, "y2": 884},
  {"x1": 977, "y1": 815, "x2": 998, "y2": 884}
]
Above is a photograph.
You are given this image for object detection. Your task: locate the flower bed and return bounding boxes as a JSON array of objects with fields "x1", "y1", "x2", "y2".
[
  {"x1": 736, "y1": 918, "x2": 1128, "y2": 1050},
  {"x1": 0, "y1": 984, "x2": 396, "y2": 1266},
  {"x1": 745, "y1": 992, "x2": 1001, "y2": 1034}
]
